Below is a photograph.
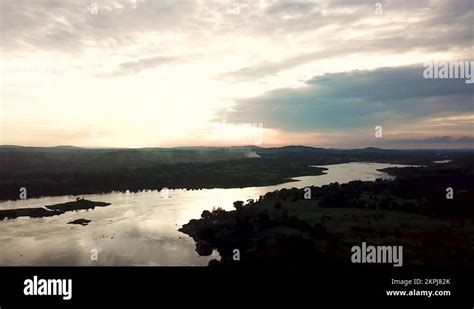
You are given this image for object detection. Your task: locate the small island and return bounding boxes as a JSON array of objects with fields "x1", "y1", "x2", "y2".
[
  {"x1": 67, "y1": 218, "x2": 92, "y2": 226},
  {"x1": 0, "y1": 199, "x2": 111, "y2": 220}
]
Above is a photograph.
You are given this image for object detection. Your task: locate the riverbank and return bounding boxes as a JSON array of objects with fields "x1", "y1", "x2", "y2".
[
  {"x1": 180, "y1": 164, "x2": 474, "y2": 268},
  {"x1": 2, "y1": 146, "x2": 471, "y2": 200},
  {"x1": 0, "y1": 162, "x2": 424, "y2": 266}
]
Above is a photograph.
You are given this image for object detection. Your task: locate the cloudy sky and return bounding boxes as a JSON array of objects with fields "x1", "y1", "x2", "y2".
[{"x1": 0, "y1": 0, "x2": 472, "y2": 148}]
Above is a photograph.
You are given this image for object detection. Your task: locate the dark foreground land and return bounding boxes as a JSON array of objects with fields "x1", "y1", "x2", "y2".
[
  {"x1": 0, "y1": 145, "x2": 472, "y2": 200},
  {"x1": 0, "y1": 199, "x2": 110, "y2": 220},
  {"x1": 180, "y1": 162, "x2": 474, "y2": 268}
]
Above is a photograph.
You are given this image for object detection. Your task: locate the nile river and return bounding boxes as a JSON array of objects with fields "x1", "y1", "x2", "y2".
[{"x1": 0, "y1": 162, "x2": 409, "y2": 266}]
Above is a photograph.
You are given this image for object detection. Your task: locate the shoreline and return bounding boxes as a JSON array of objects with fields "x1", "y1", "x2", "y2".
[
  {"x1": 1, "y1": 161, "x2": 422, "y2": 203},
  {"x1": 179, "y1": 163, "x2": 474, "y2": 268}
]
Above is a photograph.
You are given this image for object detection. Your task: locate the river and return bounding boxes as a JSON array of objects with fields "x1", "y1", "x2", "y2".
[{"x1": 0, "y1": 162, "x2": 409, "y2": 266}]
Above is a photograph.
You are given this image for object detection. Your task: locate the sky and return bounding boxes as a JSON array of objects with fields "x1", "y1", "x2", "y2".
[{"x1": 0, "y1": 0, "x2": 472, "y2": 148}]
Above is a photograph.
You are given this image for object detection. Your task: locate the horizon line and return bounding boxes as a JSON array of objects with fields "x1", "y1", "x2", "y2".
[{"x1": 1, "y1": 144, "x2": 473, "y2": 151}]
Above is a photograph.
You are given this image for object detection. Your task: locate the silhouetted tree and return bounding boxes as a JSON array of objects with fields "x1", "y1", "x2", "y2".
[{"x1": 233, "y1": 200, "x2": 244, "y2": 210}]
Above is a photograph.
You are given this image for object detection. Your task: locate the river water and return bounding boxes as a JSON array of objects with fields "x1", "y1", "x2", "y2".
[{"x1": 0, "y1": 162, "x2": 409, "y2": 266}]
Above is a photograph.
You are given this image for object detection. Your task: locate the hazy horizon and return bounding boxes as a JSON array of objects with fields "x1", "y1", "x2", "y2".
[
  {"x1": 1, "y1": 143, "x2": 473, "y2": 151},
  {"x1": 1, "y1": 0, "x2": 472, "y2": 149}
]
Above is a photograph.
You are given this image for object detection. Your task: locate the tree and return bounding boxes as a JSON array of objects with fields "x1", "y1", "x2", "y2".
[
  {"x1": 201, "y1": 210, "x2": 212, "y2": 219},
  {"x1": 233, "y1": 200, "x2": 244, "y2": 210}
]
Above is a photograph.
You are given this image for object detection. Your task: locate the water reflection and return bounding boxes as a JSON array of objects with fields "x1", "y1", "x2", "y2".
[{"x1": 0, "y1": 162, "x2": 408, "y2": 266}]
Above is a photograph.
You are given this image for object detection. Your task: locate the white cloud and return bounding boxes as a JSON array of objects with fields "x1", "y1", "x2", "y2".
[{"x1": 0, "y1": 0, "x2": 472, "y2": 147}]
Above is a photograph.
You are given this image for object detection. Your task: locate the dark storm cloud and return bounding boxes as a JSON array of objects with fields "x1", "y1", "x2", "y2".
[
  {"x1": 218, "y1": 65, "x2": 473, "y2": 132},
  {"x1": 389, "y1": 136, "x2": 474, "y2": 144},
  {"x1": 388, "y1": 136, "x2": 474, "y2": 148}
]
